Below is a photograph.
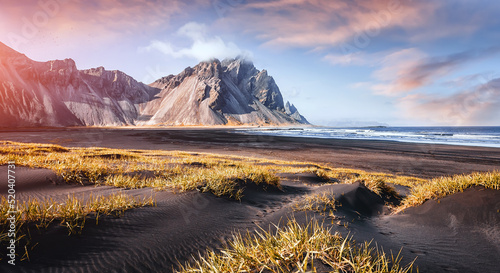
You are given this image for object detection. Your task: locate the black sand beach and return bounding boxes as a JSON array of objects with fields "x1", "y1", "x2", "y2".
[
  {"x1": 1, "y1": 127, "x2": 499, "y2": 178},
  {"x1": 0, "y1": 127, "x2": 499, "y2": 272}
]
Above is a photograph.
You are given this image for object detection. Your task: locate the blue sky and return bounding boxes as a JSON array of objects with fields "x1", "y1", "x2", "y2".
[{"x1": 1, "y1": 0, "x2": 500, "y2": 126}]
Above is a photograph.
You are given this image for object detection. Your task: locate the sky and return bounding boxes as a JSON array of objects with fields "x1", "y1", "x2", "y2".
[{"x1": 1, "y1": 0, "x2": 500, "y2": 126}]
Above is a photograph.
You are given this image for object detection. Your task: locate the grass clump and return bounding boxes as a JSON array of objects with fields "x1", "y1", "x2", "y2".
[
  {"x1": 168, "y1": 165, "x2": 281, "y2": 199},
  {"x1": 313, "y1": 168, "x2": 426, "y2": 189},
  {"x1": 294, "y1": 191, "x2": 337, "y2": 212},
  {"x1": 313, "y1": 168, "x2": 331, "y2": 181},
  {"x1": 353, "y1": 175, "x2": 400, "y2": 200},
  {"x1": 306, "y1": 168, "x2": 426, "y2": 201},
  {"x1": 276, "y1": 165, "x2": 426, "y2": 196},
  {"x1": 177, "y1": 218, "x2": 414, "y2": 273},
  {"x1": 1, "y1": 193, "x2": 154, "y2": 235},
  {"x1": 103, "y1": 174, "x2": 172, "y2": 189},
  {"x1": 397, "y1": 171, "x2": 500, "y2": 212},
  {"x1": 0, "y1": 141, "x2": 69, "y2": 155},
  {"x1": 0, "y1": 193, "x2": 154, "y2": 261},
  {"x1": 101, "y1": 165, "x2": 280, "y2": 200}
]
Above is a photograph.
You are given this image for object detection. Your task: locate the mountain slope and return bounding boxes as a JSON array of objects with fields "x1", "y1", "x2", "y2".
[
  {"x1": 0, "y1": 42, "x2": 158, "y2": 127},
  {"x1": 0, "y1": 43, "x2": 308, "y2": 127}
]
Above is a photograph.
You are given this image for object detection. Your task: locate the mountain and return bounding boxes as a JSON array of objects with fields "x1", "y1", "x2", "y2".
[
  {"x1": 0, "y1": 42, "x2": 308, "y2": 127},
  {"x1": 140, "y1": 58, "x2": 308, "y2": 125},
  {"x1": 0, "y1": 42, "x2": 158, "y2": 127}
]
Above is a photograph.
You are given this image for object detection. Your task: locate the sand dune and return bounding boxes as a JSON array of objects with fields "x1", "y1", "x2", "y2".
[{"x1": 1, "y1": 166, "x2": 498, "y2": 272}]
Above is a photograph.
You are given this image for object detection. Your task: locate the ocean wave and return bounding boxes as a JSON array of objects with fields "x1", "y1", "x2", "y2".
[{"x1": 241, "y1": 127, "x2": 500, "y2": 148}]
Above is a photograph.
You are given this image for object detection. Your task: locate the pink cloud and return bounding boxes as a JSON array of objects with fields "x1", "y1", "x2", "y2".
[
  {"x1": 398, "y1": 78, "x2": 500, "y2": 125},
  {"x1": 371, "y1": 48, "x2": 429, "y2": 95},
  {"x1": 0, "y1": 0, "x2": 205, "y2": 52},
  {"x1": 217, "y1": 0, "x2": 436, "y2": 49},
  {"x1": 371, "y1": 47, "x2": 500, "y2": 96}
]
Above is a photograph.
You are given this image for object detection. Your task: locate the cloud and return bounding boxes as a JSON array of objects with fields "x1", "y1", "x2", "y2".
[
  {"x1": 323, "y1": 52, "x2": 368, "y2": 66},
  {"x1": 217, "y1": 0, "x2": 437, "y2": 50},
  {"x1": 217, "y1": 0, "x2": 500, "y2": 52},
  {"x1": 371, "y1": 47, "x2": 500, "y2": 96},
  {"x1": 366, "y1": 47, "x2": 500, "y2": 125},
  {"x1": 0, "y1": 0, "x2": 206, "y2": 50},
  {"x1": 442, "y1": 73, "x2": 494, "y2": 89},
  {"x1": 141, "y1": 22, "x2": 249, "y2": 62},
  {"x1": 399, "y1": 77, "x2": 500, "y2": 125},
  {"x1": 323, "y1": 49, "x2": 392, "y2": 66},
  {"x1": 371, "y1": 48, "x2": 429, "y2": 95}
]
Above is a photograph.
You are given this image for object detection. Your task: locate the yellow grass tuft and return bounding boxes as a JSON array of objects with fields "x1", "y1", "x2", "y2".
[
  {"x1": 0, "y1": 193, "x2": 154, "y2": 261},
  {"x1": 397, "y1": 171, "x2": 500, "y2": 212},
  {"x1": 1, "y1": 193, "x2": 154, "y2": 235},
  {"x1": 177, "y1": 218, "x2": 415, "y2": 273},
  {"x1": 294, "y1": 191, "x2": 337, "y2": 212}
]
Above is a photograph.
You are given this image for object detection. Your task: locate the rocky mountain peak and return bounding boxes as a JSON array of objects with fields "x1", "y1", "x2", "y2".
[
  {"x1": 47, "y1": 59, "x2": 76, "y2": 72},
  {"x1": 285, "y1": 101, "x2": 308, "y2": 124},
  {"x1": 150, "y1": 65, "x2": 196, "y2": 90},
  {"x1": 82, "y1": 66, "x2": 131, "y2": 84},
  {"x1": 222, "y1": 57, "x2": 258, "y2": 86},
  {"x1": 285, "y1": 101, "x2": 297, "y2": 115},
  {"x1": 82, "y1": 66, "x2": 107, "y2": 76},
  {"x1": 193, "y1": 59, "x2": 223, "y2": 80},
  {"x1": 39, "y1": 59, "x2": 79, "y2": 86},
  {"x1": 80, "y1": 67, "x2": 157, "y2": 103}
]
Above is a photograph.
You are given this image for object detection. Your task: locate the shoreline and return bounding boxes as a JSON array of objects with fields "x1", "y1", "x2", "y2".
[{"x1": 237, "y1": 126, "x2": 500, "y2": 149}]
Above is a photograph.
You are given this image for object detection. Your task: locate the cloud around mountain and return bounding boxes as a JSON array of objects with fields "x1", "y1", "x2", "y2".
[{"x1": 141, "y1": 22, "x2": 251, "y2": 62}]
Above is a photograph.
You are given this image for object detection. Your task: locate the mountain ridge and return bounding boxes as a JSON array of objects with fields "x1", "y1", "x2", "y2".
[{"x1": 0, "y1": 43, "x2": 308, "y2": 127}]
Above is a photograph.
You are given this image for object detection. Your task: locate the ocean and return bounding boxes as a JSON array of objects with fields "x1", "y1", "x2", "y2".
[{"x1": 240, "y1": 126, "x2": 500, "y2": 148}]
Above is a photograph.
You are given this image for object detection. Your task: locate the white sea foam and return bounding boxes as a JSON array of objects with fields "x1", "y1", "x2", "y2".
[{"x1": 240, "y1": 127, "x2": 500, "y2": 148}]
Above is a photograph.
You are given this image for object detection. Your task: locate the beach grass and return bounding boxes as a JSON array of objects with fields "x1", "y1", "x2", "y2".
[
  {"x1": 2, "y1": 141, "x2": 497, "y2": 205},
  {"x1": 0, "y1": 193, "x2": 154, "y2": 234},
  {"x1": 0, "y1": 141, "x2": 282, "y2": 199},
  {"x1": 0, "y1": 192, "x2": 154, "y2": 261},
  {"x1": 293, "y1": 191, "x2": 337, "y2": 212},
  {"x1": 102, "y1": 165, "x2": 280, "y2": 199},
  {"x1": 397, "y1": 171, "x2": 500, "y2": 212},
  {"x1": 318, "y1": 168, "x2": 425, "y2": 196},
  {"x1": 177, "y1": 218, "x2": 415, "y2": 273},
  {"x1": 274, "y1": 164, "x2": 425, "y2": 199}
]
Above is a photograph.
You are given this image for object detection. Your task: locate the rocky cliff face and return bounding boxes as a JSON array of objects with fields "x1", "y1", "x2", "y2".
[
  {"x1": 141, "y1": 58, "x2": 308, "y2": 125},
  {"x1": 0, "y1": 42, "x2": 308, "y2": 127}
]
